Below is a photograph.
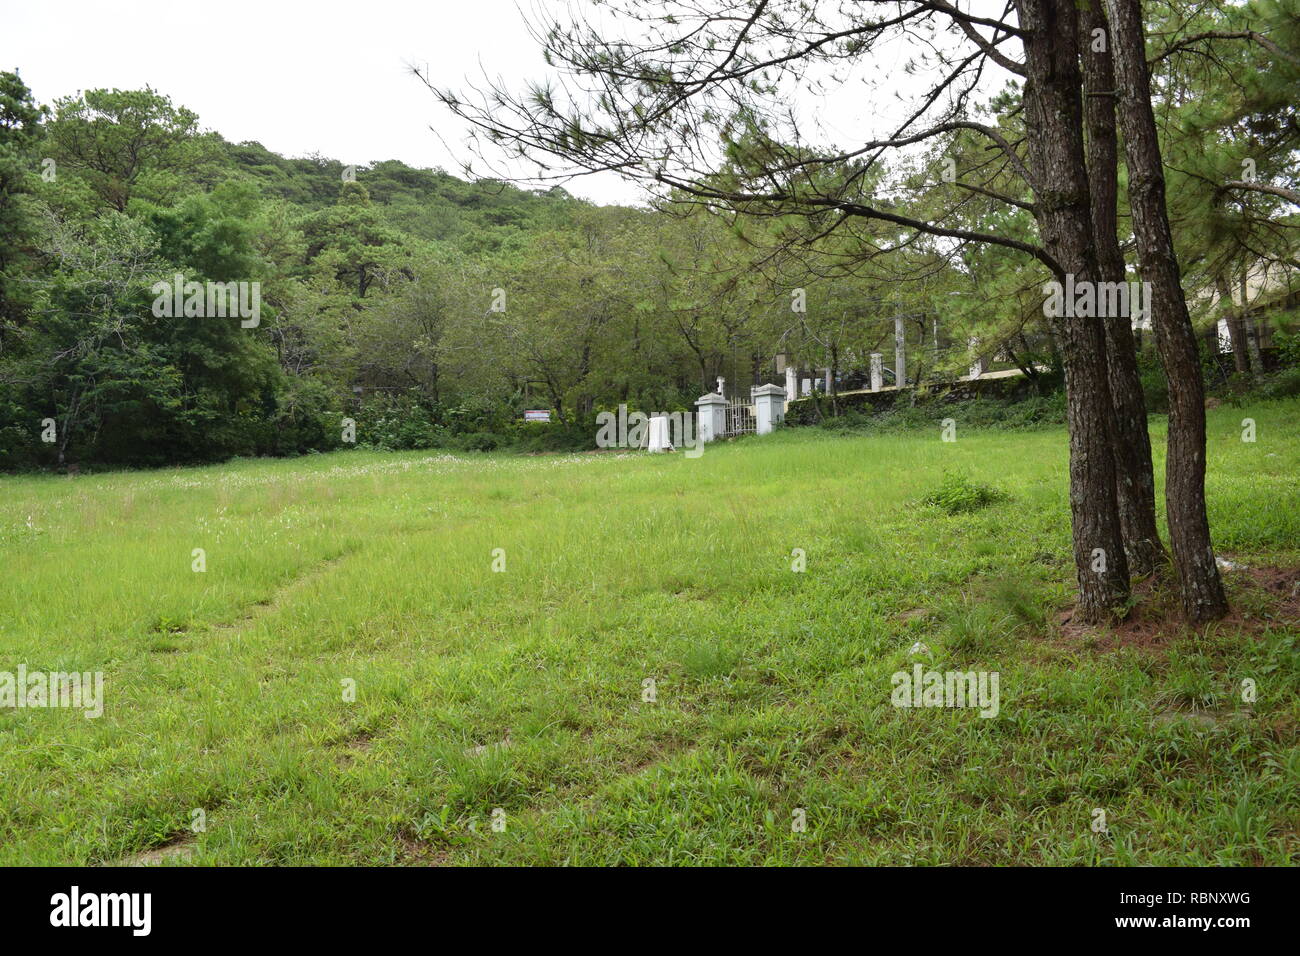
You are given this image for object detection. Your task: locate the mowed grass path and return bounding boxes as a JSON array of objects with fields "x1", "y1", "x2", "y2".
[{"x1": 1, "y1": 401, "x2": 1297, "y2": 865}]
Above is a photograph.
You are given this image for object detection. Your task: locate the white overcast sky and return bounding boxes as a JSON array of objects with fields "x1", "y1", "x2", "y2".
[{"x1": 2, "y1": 0, "x2": 1013, "y2": 207}]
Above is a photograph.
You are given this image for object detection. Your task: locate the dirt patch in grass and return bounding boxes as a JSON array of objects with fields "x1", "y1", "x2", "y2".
[
  {"x1": 333, "y1": 729, "x2": 378, "y2": 766},
  {"x1": 617, "y1": 737, "x2": 694, "y2": 777},
  {"x1": 121, "y1": 834, "x2": 194, "y2": 866},
  {"x1": 396, "y1": 830, "x2": 451, "y2": 866},
  {"x1": 464, "y1": 733, "x2": 512, "y2": 758},
  {"x1": 1052, "y1": 561, "x2": 1300, "y2": 653},
  {"x1": 1150, "y1": 708, "x2": 1235, "y2": 731},
  {"x1": 897, "y1": 607, "x2": 934, "y2": 625}
]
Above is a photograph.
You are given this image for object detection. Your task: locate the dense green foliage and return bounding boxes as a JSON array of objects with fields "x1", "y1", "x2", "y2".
[
  {"x1": 4, "y1": 78, "x2": 757, "y2": 469},
  {"x1": 0, "y1": 75, "x2": 1127, "y2": 472},
  {"x1": 2, "y1": 0, "x2": 1298, "y2": 472}
]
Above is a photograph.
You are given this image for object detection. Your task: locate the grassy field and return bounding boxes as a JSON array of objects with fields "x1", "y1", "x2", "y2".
[{"x1": 1, "y1": 399, "x2": 1297, "y2": 866}]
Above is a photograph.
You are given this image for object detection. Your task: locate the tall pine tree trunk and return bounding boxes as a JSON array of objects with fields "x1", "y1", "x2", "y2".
[
  {"x1": 1216, "y1": 274, "x2": 1250, "y2": 374},
  {"x1": 1104, "y1": 0, "x2": 1228, "y2": 622},
  {"x1": 1241, "y1": 273, "x2": 1266, "y2": 378},
  {"x1": 1079, "y1": 0, "x2": 1164, "y2": 575},
  {"x1": 1017, "y1": 0, "x2": 1131, "y2": 623}
]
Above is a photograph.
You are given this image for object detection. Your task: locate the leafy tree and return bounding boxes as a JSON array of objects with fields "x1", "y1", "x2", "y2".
[
  {"x1": 44, "y1": 87, "x2": 221, "y2": 212},
  {"x1": 1154, "y1": 0, "x2": 1300, "y2": 377},
  {"x1": 0, "y1": 70, "x2": 44, "y2": 335},
  {"x1": 17, "y1": 211, "x2": 280, "y2": 466},
  {"x1": 299, "y1": 181, "x2": 410, "y2": 298}
]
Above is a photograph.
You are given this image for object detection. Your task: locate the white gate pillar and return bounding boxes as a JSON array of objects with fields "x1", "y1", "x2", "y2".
[
  {"x1": 647, "y1": 414, "x2": 671, "y2": 452},
  {"x1": 751, "y1": 384, "x2": 787, "y2": 435},
  {"x1": 695, "y1": 392, "x2": 728, "y2": 443},
  {"x1": 784, "y1": 366, "x2": 798, "y2": 410},
  {"x1": 968, "y1": 336, "x2": 984, "y2": 379},
  {"x1": 894, "y1": 316, "x2": 907, "y2": 387},
  {"x1": 870, "y1": 352, "x2": 883, "y2": 392}
]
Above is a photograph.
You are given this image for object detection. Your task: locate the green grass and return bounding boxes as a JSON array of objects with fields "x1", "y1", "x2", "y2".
[{"x1": 0, "y1": 400, "x2": 1297, "y2": 866}]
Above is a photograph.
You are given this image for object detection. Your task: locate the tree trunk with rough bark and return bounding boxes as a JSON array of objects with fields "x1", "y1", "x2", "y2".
[
  {"x1": 1017, "y1": 0, "x2": 1131, "y2": 623},
  {"x1": 1241, "y1": 274, "x2": 1266, "y2": 377},
  {"x1": 1079, "y1": 0, "x2": 1164, "y2": 576},
  {"x1": 1104, "y1": 0, "x2": 1229, "y2": 622},
  {"x1": 1216, "y1": 275, "x2": 1250, "y2": 374}
]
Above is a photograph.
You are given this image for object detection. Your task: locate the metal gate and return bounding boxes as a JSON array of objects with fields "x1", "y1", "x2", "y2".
[{"x1": 724, "y1": 398, "x2": 755, "y2": 437}]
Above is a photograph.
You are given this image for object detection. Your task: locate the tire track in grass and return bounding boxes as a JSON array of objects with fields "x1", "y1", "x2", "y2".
[
  {"x1": 111, "y1": 549, "x2": 366, "y2": 866},
  {"x1": 201, "y1": 547, "x2": 361, "y2": 639}
]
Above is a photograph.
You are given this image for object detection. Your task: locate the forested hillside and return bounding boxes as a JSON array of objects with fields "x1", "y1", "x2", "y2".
[
  {"x1": 1, "y1": 80, "x2": 789, "y2": 468},
  {"x1": 225, "y1": 141, "x2": 578, "y2": 244},
  {"x1": 2, "y1": 0, "x2": 1298, "y2": 473}
]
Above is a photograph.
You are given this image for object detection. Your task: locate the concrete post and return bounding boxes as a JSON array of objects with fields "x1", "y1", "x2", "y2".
[
  {"x1": 784, "y1": 366, "x2": 798, "y2": 410},
  {"x1": 968, "y1": 336, "x2": 984, "y2": 379},
  {"x1": 647, "y1": 414, "x2": 671, "y2": 452},
  {"x1": 894, "y1": 316, "x2": 906, "y2": 387},
  {"x1": 751, "y1": 384, "x2": 787, "y2": 435},
  {"x1": 870, "y1": 352, "x2": 883, "y2": 392},
  {"x1": 695, "y1": 392, "x2": 728, "y2": 443}
]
